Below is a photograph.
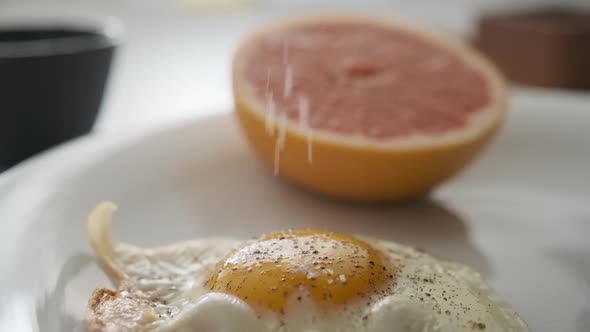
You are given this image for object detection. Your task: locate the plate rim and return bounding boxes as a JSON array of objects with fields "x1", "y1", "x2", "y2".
[{"x1": 0, "y1": 113, "x2": 231, "y2": 193}]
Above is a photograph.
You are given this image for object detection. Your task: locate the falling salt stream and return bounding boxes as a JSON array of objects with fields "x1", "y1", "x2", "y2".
[
  {"x1": 273, "y1": 38, "x2": 291, "y2": 175},
  {"x1": 264, "y1": 68, "x2": 275, "y2": 135},
  {"x1": 283, "y1": 64, "x2": 293, "y2": 99},
  {"x1": 298, "y1": 95, "x2": 313, "y2": 163},
  {"x1": 274, "y1": 111, "x2": 288, "y2": 175},
  {"x1": 272, "y1": 38, "x2": 314, "y2": 174},
  {"x1": 264, "y1": 91, "x2": 275, "y2": 135}
]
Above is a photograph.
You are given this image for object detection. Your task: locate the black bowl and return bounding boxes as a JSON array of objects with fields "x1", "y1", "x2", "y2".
[{"x1": 0, "y1": 17, "x2": 122, "y2": 168}]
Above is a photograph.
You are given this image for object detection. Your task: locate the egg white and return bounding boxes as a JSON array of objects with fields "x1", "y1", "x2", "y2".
[{"x1": 86, "y1": 202, "x2": 529, "y2": 332}]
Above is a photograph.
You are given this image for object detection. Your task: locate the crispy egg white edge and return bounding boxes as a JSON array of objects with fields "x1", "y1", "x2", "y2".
[{"x1": 86, "y1": 202, "x2": 530, "y2": 332}]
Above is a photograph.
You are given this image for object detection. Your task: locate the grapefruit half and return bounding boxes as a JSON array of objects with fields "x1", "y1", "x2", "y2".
[{"x1": 233, "y1": 16, "x2": 507, "y2": 201}]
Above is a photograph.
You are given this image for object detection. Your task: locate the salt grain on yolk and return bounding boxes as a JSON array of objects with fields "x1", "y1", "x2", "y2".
[{"x1": 206, "y1": 230, "x2": 395, "y2": 314}]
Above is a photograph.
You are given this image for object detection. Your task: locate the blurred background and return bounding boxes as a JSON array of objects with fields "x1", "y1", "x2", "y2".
[{"x1": 0, "y1": 0, "x2": 589, "y2": 167}]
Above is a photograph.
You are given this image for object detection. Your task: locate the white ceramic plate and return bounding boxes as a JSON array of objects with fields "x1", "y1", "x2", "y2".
[{"x1": 0, "y1": 88, "x2": 589, "y2": 332}]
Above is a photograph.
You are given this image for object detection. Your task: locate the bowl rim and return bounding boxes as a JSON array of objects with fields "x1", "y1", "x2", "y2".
[{"x1": 0, "y1": 11, "x2": 124, "y2": 59}]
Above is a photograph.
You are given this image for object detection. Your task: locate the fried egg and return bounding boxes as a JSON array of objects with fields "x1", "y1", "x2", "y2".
[{"x1": 86, "y1": 202, "x2": 529, "y2": 332}]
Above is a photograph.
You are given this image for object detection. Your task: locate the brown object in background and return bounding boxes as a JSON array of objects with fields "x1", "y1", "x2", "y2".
[{"x1": 475, "y1": 7, "x2": 590, "y2": 90}]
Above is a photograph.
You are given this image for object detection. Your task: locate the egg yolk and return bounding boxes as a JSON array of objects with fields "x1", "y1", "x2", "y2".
[{"x1": 206, "y1": 229, "x2": 395, "y2": 314}]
